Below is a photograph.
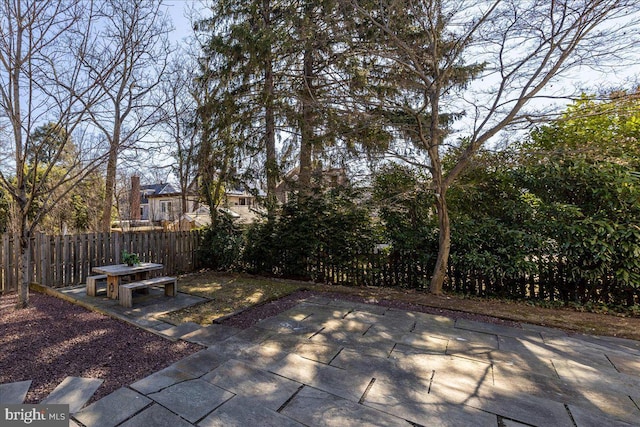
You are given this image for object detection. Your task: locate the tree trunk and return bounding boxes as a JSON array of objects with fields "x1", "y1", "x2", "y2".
[
  {"x1": 430, "y1": 190, "x2": 450, "y2": 294},
  {"x1": 265, "y1": 72, "x2": 277, "y2": 216},
  {"x1": 16, "y1": 211, "x2": 31, "y2": 308},
  {"x1": 263, "y1": 0, "x2": 278, "y2": 218},
  {"x1": 298, "y1": 45, "x2": 315, "y2": 193},
  {"x1": 427, "y1": 73, "x2": 449, "y2": 294},
  {"x1": 17, "y1": 234, "x2": 31, "y2": 309},
  {"x1": 298, "y1": 58, "x2": 313, "y2": 193},
  {"x1": 298, "y1": 1, "x2": 316, "y2": 194},
  {"x1": 101, "y1": 147, "x2": 118, "y2": 232},
  {"x1": 102, "y1": 112, "x2": 123, "y2": 233}
]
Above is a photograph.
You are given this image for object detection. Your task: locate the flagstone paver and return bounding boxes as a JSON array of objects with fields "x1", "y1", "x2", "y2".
[
  {"x1": 396, "y1": 332, "x2": 450, "y2": 353},
  {"x1": 0, "y1": 381, "x2": 31, "y2": 404},
  {"x1": 578, "y1": 334, "x2": 640, "y2": 355},
  {"x1": 179, "y1": 324, "x2": 242, "y2": 347},
  {"x1": 567, "y1": 404, "x2": 638, "y2": 427},
  {"x1": 160, "y1": 322, "x2": 202, "y2": 339},
  {"x1": 432, "y1": 381, "x2": 576, "y2": 427},
  {"x1": 362, "y1": 377, "x2": 498, "y2": 426},
  {"x1": 169, "y1": 348, "x2": 230, "y2": 377},
  {"x1": 201, "y1": 359, "x2": 301, "y2": 410},
  {"x1": 572, "y1": 389, "x2": 640, "y2": 425},
  {"x1": 289, "y1": 340, "x2": 344, "y2": 364},
  {"x1": 147, "y1": 379, "x2": 234, "y2": 423},
  {"x1": 280, "y1": 386, "x2": 410, "y2": 426},
  {"x1": 330, "y1": 347, "x2": 434, "y2": 384},
  {"x1": 198, "y1": 395, "x2": 304, "y2": 427},
  {"x1": 606, "y1": 353, "x2": 640, "y2": 375},
  {"x1": 40, "y1": 377, "x2": 103, "y2": 413},
  {"x1": 268, "y1": 353, "x2": 374, "y2": 402},
  {"x1": 25, "y1": 290, "x2": 640, "y2": 427},
  {"x1": 443, "y1": 329, "x2": 501, "y2": 355},
  {"x1": 73, "y1": 387, "x2": 151, "y2": 427},
  {"x1": 130, "y1": 365, "x2": 197, "y2": 395},
  {"x1": 254, "y1": 315, "x2": 321, "y2": 336},
  {"x1": 311, "y1": 332, "x2": 397, "y2": 358},
  {"x1": 502, "y1": 420, "x2": 532, "y2": 427},
  {"x1": 552, "y1": 358, "x2": 640, "y2": 397},
  {"x1": 118, "y1": 404, "x2": 193, "y2": 427},
  {"x1": 454, "y1": 318, "x2": 536, "y2": 339},
  {"x1": 521, "y1": 323, "x2": 569, "y2": 339}
]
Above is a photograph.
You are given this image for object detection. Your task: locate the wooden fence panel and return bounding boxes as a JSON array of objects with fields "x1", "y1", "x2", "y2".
[{"x1": 0, "y1": 230, "x2": 202, "y2": 292}]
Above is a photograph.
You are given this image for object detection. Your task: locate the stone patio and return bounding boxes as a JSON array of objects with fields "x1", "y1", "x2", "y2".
[{"x1": 5, "y1": 289, "x2": 640, "y2": 426}]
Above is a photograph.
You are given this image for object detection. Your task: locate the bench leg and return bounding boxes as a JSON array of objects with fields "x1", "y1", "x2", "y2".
[
  {"x1": 164, "y1": 280, "x2": 177, "y2": 297},
  {"x1": 119, "y1": 286, "x2": 133, "y2": 308},
  {"x1": 86, "y1": 278, "x2": 97, "y2": 296},
  {"x1": 108, "y1": 276, "x2": 120, "y2": 299}
]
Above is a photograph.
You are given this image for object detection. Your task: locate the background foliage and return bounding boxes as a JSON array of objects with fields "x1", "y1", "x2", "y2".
[
  {"x1": 242, "y1": 186, "x2": 377, "y2": 280},
  {"x1": 196, "y1": 92, "x2": 640, "y2": 309}
]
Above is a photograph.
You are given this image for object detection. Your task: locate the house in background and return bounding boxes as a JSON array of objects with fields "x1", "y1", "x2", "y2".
[
  {"x1": 123, "y1": 168, "x2": 347, "y2": 229},
  {"x1": 173, "y1": 205, "x2": 212, "y2": 230},
  {"x1": 146, "y1": 183, "x2": 198, "y2": 222},
  {"x1": 219, "y1": 186, "x2": 265, "y2": 225},
  {"x1": 128, "y1": 176, "x2": 198, "y2": 226},
  {"x1": 125, "y1": 176, "x2": 265, "y2": 230},
  {"x1": 275, "y1": 167, "x2": 349, "y2": 204}
]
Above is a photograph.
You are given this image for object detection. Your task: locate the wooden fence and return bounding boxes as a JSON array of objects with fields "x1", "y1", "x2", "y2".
[
  {"x1": 0, "y1": 231, "x2": 202, "y2": 293},
  {"x1": 246, "y1": 249, "x2": 434, "y2": 290},
  {"x1": 248, "y1": 248, "x2": 639, "y2": 306}
]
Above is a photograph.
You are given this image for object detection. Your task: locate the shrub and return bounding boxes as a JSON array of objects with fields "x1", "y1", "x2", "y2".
[
  {"x1": 242, "y1": 187, "x2": 378, "y2": 280},
  {"x1": 197, "y1": 212, "x2": 243, "y2": 270}
]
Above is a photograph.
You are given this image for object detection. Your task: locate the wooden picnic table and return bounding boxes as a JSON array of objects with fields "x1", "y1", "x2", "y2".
[{"x1": 92, "y1": 263, "x2": 163, "y2": 300}]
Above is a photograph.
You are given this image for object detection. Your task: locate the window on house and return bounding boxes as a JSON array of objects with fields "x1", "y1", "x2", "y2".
[{"x1": 161, "y1": 201, "x2": 172, "y2": 213}]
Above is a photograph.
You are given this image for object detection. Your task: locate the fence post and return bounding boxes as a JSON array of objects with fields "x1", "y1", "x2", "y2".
[
  {"x1": 63, "y1": 234, "x2": 71, "y2": 287},
  {"x1": 1, "y1": 234, "x2": 8, "y2": 292}
]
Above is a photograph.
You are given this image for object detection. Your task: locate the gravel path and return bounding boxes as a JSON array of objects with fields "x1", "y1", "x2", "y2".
[{"x1": 0, "y1": 292, "x2": 202, "y2": 404}]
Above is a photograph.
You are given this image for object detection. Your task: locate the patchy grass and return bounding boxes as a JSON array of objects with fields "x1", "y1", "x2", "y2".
[
  {"x1": 158, "y1": 272, "x2": 306, "y2": 325},
  {"x1": 162, "y1": 270, "x2": 640, "y2": 341}
]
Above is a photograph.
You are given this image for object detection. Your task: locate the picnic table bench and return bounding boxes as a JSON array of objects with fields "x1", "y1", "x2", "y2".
[{"x1": 119, "y1": 276, "x2": 177, "y2": 308}]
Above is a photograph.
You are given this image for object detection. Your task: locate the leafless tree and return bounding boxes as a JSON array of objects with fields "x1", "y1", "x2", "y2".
[
  {"x1": 0, "y1": 0, "x2": 111, "y2": 308},
  {"x1": 80, "y1": 0, "x2": 173, "y2": 232},
  {"x1": 159, "y1": 53, "x2": 200, "y2": 223},
  {"x1": 350, "y1": 0, "x2": 640, "y2": 293}
]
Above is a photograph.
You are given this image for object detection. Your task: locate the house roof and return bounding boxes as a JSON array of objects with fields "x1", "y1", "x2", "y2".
[{"x1": 141, "y1": 183, "x2": 181, "y2": 202}]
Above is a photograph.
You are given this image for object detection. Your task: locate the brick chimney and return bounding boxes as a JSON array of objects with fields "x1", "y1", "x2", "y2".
[{"x1": 130, "y1": 175, "x2": 141, "y2": 221}]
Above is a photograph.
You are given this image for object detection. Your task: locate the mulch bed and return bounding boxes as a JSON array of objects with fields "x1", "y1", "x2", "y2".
[
  {"x1": 1, "y1": 288, "x2": 519, "y2": 405},
  {"x1": 0, "y1": 292, "x2": 202, "y2": 404}
]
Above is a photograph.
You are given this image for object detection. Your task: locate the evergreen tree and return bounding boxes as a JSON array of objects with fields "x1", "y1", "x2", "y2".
[{"x1": 195, "y1": 0, "x2": 285, "y2": 219}]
